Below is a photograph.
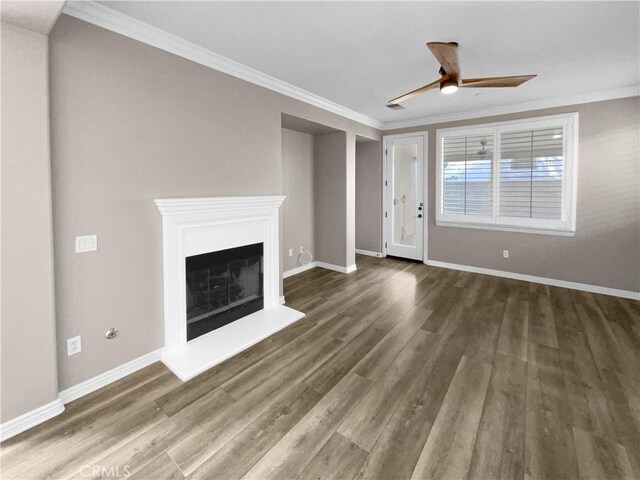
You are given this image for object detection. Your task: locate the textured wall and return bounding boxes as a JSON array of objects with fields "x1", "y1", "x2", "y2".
[
  {"x1": 355, "y1": 141, "x2": 382, "y2": 253},
  {"x1": 386, "y1": 97, "x2": 640, "y2": 292},
  {"x1": 1, "y1": 23, "x2": 59, "y2": 422}
]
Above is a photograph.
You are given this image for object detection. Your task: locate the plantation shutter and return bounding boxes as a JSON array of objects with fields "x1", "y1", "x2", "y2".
[
  {"x1": 499, "y1": 127, "x2": 565, "y2": 220},
  {"x1": 442, "y1": 133, "x2": 493, "y2": 218}
]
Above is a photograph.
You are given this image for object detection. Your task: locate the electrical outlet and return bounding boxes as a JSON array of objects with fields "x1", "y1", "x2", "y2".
[
  {"x1": 299, "y1": 246, "x2": 304, "y2": 253},
  {"x1": 67, "y1": 336, "x2": 82, "y2": 356},
  {"x1": 503, "y1": 250, "x2": 510, "y2": 259},
  {"x1": 288, "y1": 248, "x2": 293, "y2": 257}
]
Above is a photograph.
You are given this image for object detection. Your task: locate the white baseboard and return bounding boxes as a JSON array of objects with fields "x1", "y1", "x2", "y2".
[
  {"x1": 279, "y1": 295, "x2": 286, "y2": 305},
  {"x1": 0, "y1": 398, "x2": 65, "y2": 442},
  {"x1": 426, "y1": 260, "x2": 640, "y2": 300},
  {"x1": 283, "y1": 261, "x2": 319, "y2": 279},
  {"x1": 283, "y1": 261, "x2": 357, "y2": 277},
  {"x1": 355, "y1": 249, "x2": 383, "y2": 258},
  {"x1": 316, "y1": 262, "x2": 357, "y2": 274},
  {"x1": 58, "y1": 348, "x2": 164, "y2": 405}
]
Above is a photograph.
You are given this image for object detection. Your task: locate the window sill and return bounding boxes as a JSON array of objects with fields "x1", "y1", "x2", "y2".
[{"x1": 435, "y1": 220, "x2": 576, "y2": 237}]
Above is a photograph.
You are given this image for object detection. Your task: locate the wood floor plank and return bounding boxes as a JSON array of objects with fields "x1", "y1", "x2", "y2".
[
  {"x1": 573, "y1": 427, "x2": 636, "y2": 480},
  {"x1": 242, "y1": 373, "x2": 371, "y2": 480},
  {"x1": 297, "y1": 432, "x2": 368, "y2": 480},
  {"x1": 463, "y1": 299, "x2": 506, "y2": 365},
  {"x1": 18, "y1": 401, "x2": 168, "y2": 479},
  {"x1": 410, "y1": 356, "x2": 492, "y2": 480},
  {"x1": 354, "y1": 309, "x2": 472, "y2": 480},
  {"x1": 167, "y1": 335, "x2": 343, "y2": 476},
  {"x1": 328, "y1": 292, "x2": 416, "y2": 345},
  {"x1": 155, "y1": 318, "x2": 315, "y2": 416},
  {"x1": 190, "y1": 384, "x2": 321, "y2": 480},
  {"x1": 301, "y1": 299, "x2": 417, "y2": 397},
  {"x1": 129, "y1": 453, "x2": 185, "y2": 480},
  {"x1": 338, "y1": 329, "x2": 437, "y2": 451},
  {"x1": 3, "y1": 255, "x2": 637, "y2": 480},
  {"x1": 353, "y1": 306, "x2": 432, "y2": 381},
  {"x1": 525, "y1": 343, "x2": 580, "y2": 480},
  {"x1": 70, "y1": 388, "x2": 233, "y2": 479},
  {"x1": 528, "y1": 292, "x2": 559, "y2": 348},
  {"x1": 2, "y1": 371, "x2": 181, "y2": 478},
  {"x1": 219, "y1": 321, "x2": 343, "y2": 400},
  {"x1": 497, "y1": 295, "x2": 529, "y2": 362},
  {"x1": 467, "y1": 353, "x2": 527, "y2": 480}
]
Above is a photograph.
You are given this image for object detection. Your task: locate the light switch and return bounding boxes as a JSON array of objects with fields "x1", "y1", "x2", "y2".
[{"x1": 76, "y1": 235, "x2": 98, "y2": 253}]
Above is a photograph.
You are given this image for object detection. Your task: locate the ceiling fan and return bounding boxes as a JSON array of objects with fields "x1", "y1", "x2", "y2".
[{"x1": 388, "y1": 42, "x2": 537, "y2": 106}]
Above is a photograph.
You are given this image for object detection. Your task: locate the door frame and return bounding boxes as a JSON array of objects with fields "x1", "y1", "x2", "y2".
[{"x1": 382, "y1": 131, "x2": 428, "y2": 263}]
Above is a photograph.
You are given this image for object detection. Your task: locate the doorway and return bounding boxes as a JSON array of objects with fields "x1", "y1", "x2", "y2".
[{"x1": 383, "y1": 133, "x2": 427, "y2": 261}]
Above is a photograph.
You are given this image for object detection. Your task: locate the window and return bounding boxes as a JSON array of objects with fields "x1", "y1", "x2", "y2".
[{"x1": 436, "y1": 113, "x2": 578, "y2": 235}]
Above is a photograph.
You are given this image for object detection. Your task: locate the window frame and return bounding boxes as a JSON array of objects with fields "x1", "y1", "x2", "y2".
[{"x1": 435, "y1": 112, "x2": 579, "y2": 236}]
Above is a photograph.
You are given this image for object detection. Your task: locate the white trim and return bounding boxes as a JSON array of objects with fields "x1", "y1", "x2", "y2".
[
  {"x1": 2, "y1": 348, "x2": 164, "y2": 441},
  {"x1": 279, "y1": 295, "x2": 286, "y2": 305},
  {"x1": 154, "y1": 196, "x2": 287, "y2": 216},
  {"x1": 59, "y1": 349, "x2": 163, "y2": 404},
  {"x1": 283, "y1": 261, "x2": 319, "y2": 278},
  {"x1": 0, "y1": 399, "x2": 65, "y2": 442},
  {"x1": 435, "y1": 220, "x2": 575, "y2": 237},
  {"x1": 155, "y1": 196, "x2": 296, "y2": 381},
  {"x1": 316, "y1": 262, "x2": 357, "y2": 274},
  {"x1": 355, "y1": 249, "x2": 383, "y2": 257},
  {"x1": 155, "y1": 196, "x2": 285, "y2": 353},
  {"x1": 382, "y1": 132, "x2": 428, "y2": 261},
  {"x1": 435, "y1": 112, "x2": 578, "y2": 236},
  {"x1": 382, "y1": 146, "x2": 388, "y2": 258},
  {"x1": 62, "y1": 1, "x2": 383, "y2": 130},
  {"x1": 426, "y1": 260, "x2": 640, "y2": 300},
  {"x1": 383, "y1": 86, "x2": 639, "y2": 130}
]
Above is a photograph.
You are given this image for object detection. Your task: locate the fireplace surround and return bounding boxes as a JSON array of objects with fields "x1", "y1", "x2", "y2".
[{"x1": 155, "y1": 196, "x2": 304, "y2": 381}]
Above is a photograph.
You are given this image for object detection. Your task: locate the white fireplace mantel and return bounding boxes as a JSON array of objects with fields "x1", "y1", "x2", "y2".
[{"x1": 155, "y1": 196, "x2": 305, "y2": 381}]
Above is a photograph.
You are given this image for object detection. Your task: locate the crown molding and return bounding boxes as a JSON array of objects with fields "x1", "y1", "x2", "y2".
[
  {"x1": 382, "y1": 85, "x2": 640, "y2": 130},
  {"x1": 154, "y1": 196, "x2": 286, "y2": 216},
  {"x1": 62, "y1": 1, "x2": 385, "y2": 130},
  {"x1": 62, "y1": 2, "x2": 638, "y2": 133}
]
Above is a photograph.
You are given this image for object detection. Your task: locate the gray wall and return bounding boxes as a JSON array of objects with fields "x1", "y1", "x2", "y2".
[
  {"x1": 387, "y1": 96, "x2": 640, "y2": 292},
  {"x1": 1, "y1": 22, "x2": 59, "y2": 422},
  {"x1": 314, "y1": 132, "x2": 348, "y2": 267},
  {"x1": 281, "y1": 128, "x2": 315, "y2": 272},
  {"x1": 49, "y1": 15, "x2": 379, "y2": 390},
  {"x1": 346, "y1": 132, "x2": 356, "y2": 268},
  {"x1": 355, "y1": 141, "x2": 383, "y2": 253}
]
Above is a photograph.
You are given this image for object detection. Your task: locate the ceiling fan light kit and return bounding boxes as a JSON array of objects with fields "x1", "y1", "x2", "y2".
[
  {"x1": 440, "y1": 78, "x2": 459, "y2": 94},
  {"x1": 388, "y1": 41, "x2": 537, "y2": 105}
]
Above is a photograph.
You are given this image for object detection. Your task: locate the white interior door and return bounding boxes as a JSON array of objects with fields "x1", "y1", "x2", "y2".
[{"x1": 384, "y1": 134, "x2": 425, "y2": 261}]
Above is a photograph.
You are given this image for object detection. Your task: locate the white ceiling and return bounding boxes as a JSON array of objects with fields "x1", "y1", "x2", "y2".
[{"x1": 95, "y1": 1, "x2": 639, "y2": 125}]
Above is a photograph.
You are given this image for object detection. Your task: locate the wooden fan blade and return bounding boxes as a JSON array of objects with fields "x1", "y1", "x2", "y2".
[
  {"x1": 427, "y1": 42, "x2": 461, "y2": 79},
  {"x1": 388, "y1": 76, "x2": 447, "y2": 105},
  {"x1": 460, "y1": 74, "x2": 537, "y2": 88}
]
